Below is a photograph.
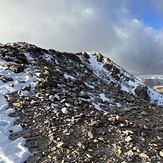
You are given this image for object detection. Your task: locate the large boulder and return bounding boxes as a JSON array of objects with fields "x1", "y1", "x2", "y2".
[
  {"x1": 134, "y1": 86, "x2": 149, "y2": 101},
  {"x1": 16, "y1": 52, "x2": 28, "y2": 63}
]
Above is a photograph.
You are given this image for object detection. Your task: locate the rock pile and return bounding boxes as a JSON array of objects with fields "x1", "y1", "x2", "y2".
[{"x1": 0, "y1": 42, "x2": 162, "y2": 162}]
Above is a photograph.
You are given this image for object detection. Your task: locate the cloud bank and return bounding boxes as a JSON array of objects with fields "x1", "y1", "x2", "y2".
[{"x1": 0, "y1": 0, "x2": 163, "y2": 74}]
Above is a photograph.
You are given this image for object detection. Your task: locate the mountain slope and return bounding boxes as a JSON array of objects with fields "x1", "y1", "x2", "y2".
[
  {"x1": 0, "y1": 42, "x2": 163, "y2": 162},
  {"x1": 77, "y1": 51, "x2": 163, "y2": 105}
]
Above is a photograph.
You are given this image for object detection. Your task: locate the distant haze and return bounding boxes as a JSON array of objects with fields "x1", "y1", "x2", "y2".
[{"x1": 0, "y1": 0, "x2": 163, "y2": 74}]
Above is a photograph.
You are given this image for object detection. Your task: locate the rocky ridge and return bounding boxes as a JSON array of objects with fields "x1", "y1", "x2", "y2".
[{"x1": 0, "y1": 42, "x2": 163, "y2": 162}]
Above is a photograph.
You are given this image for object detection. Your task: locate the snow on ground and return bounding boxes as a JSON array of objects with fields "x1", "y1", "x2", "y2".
[
  {"x1": 92, "y1": 102, "x2": 102, "y2": 111},
  {"x1": 54, "y1": 94, "x2": 60, "y2": 100},
  {"x1": 121, "y1": 79, "x2": 140, "y2": 95},
  {"x1": 87, "y1": 53, "x2": 111, "y2": 81},
  {"x1": 43, "y1": 53, "x2": 54, "y2": 62},
  {"x1": 0, "y1": 56, "x2": 37, "y2": 162},
  {"x1": 84, "y1": 82, "x2": 95, "y2": 89},
  {"x1": 64, "y1": 73, "x2": 76, "y2": 80},
  {"x1": 24, "y1": 53, "x2": 35, "y2": 64},
  {"x1": 99, "y1": 93, "x2": 110, "y2": 102},
  {"x1": 147, "y1": 87, "x2": 163, "y2": 105}
]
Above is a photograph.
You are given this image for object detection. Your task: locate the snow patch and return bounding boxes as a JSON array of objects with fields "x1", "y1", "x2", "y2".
[
  {"x1": 0, "y1": 56, "x2": 38, "y2": 162},
  {"x1": 99, "y1": 93, "x2": 110, "y2": 101},
  {"x1": 92, "y1": 102, "x2": 102, "y2": 111},
  {"x1": 87, "y1": 53, "x2": 110, "y2": 80},
  {"x1": 64, "y1": 73, "x2": 76, "y2": 80},
  {"x1": 54, "y1": 94, "x2": 60, "y2": 100},
  {"x1": 85, "y1": 82, "x2": 95, "y2": 89},
  {"x1": 43, "y1": 53, "x2": 53, "y2": 61}
]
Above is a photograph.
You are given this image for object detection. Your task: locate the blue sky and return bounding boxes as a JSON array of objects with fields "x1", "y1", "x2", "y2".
[
  {"x1": 0, "y1": 0, "x2": 163, "y2": 74},
  {"x1": 129, "y1": 1, "x2": 163, "y2": 30},
  {"x1": 142, "y1": 12, "x2": 162, "y2": 30}
]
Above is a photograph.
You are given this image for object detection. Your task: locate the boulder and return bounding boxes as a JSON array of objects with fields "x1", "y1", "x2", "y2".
[
  {"x1": 9, "y1": 64, "x2": 24, "y2": 73},
  {"x1": 134, "y1": 86, "x2": 149, "y2": 101},
  {"x1": 104, "y1": 57, "x2": 113, "y2": 70},
  {"x1": 16, "y1": 53, "x2": 28, "y2": 63},
  {"x1": 96, "y1": 53, "x2": 103, "y2": 62}
]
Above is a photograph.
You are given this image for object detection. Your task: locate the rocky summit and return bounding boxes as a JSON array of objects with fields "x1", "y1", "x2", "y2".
[{"x1": 0, "y1": 42, "x2": 163, "y2": 163}]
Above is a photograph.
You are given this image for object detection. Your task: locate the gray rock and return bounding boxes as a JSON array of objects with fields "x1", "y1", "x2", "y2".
[{"x1": 61, "y1": 107, "x2": 68, "y2": 114}]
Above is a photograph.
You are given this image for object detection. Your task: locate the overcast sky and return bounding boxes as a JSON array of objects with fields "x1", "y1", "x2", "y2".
[{"x1": 0, "y1": 0, "x2": 163, "y2": 74}]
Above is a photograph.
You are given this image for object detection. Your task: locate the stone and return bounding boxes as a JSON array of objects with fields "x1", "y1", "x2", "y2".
[
  {"x1": 104, "y1": 57, "x2": 112, "y2": 70},
  {"x1": 9, "y1": 64, "x2": 24, "y2": 73},
  {"x1": 123, "y1": 130, "x2": 134, "y2": 136},
  {"x1": 35, "y1": 72, "x2": 42, "y2": 78},
  {"x1": 98, "y1": 137, "x2": 104, "y2": 141},
  {"x1": 21, "y1": 86, "x2": 31, "y2": 91},
  {"x1": 30, "y1": 100, "x2": 37, "y2": 105},
  {"x1": 159, "y1": 150, "x2": 163, "y2": 157},
  {"x1": 25, "y1": 72, "x2": 33, "y2": 77},
  {"x1": 64, "y1": 102, "x2": 71, "y2": 107},
  {"x1": 5, "y1": 95, "x2": 13, "y2": 102},
  {"x1": 52, "y1": 156, "x2": 57, "y2": 161},
  {"x1": 125, "y1": 136, "x2": 132, "y2": 142},
  {"x1": 126, "y1": 150, "x2": 134, "y2": 157},
  {"x1": 96, "y1": 53, "x2": 103, "y2": 62},
  {"x1": 86, "y1": 154, "x2": 93, "y2": 159},
  {"x1": 8, "y1": 83, "x2": 14, "y2": 87},
  {"x1": 13, "y1": 102, "x2": 22, "y2": 107},
  {"x1": 139, "y1": 153, "x2": 149, "y2": 159},
  {"x1": 77, "y1": 142, "x2": 85, "y2": 149},
  {"x1": 87, "y1": 131, "x2": 94, "y2": 139},
  {"x1": 61, "y1": 107, "x2": 68, "y2": 114},
  {"x1": 49, "y1": 95, "x2": 54, "y2": 101},
  {"x1": 57, "y1": 142, "x2": 64, "y2": 148},
  {"x1": 0, "y1": 75, "x2": 13, "y2": 82},
  {"x1": 134, "y1": 86, "x2": 149, "y2": 101},
  {"x1": 140, "y1": 111, "x2": 148, "y2": 116},
  {"x1": 95, "y1": 97, "x2": 103, "y2": 103},
  {"x1": 61, "y1": 99, "x2": 66, "y2": 103},
  {"x1": 16, "y1": 53, "x2": 27, "y2": 63},
  {"x1": 117, "y1": 147, "x2": 122, "y2": 155},
  {"x1": 48, "y1": 155, "x2": 52, "y2": 159},
  {"x1": 81, "y1": 52, "x2": 90, "y2": 59}
]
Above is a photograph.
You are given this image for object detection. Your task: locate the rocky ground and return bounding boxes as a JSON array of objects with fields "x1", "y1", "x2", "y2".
[{"x1": 0, "y1": 43, "x2": 163, "y2": 162}]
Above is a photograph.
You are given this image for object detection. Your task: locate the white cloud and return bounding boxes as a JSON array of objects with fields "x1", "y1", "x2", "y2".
[
  {"x1": 111, "y1": 18, "x2": 163, "y2": 74},
  {"x1": 0, "y1": 0, "x2": 163, "y2": 74}
]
